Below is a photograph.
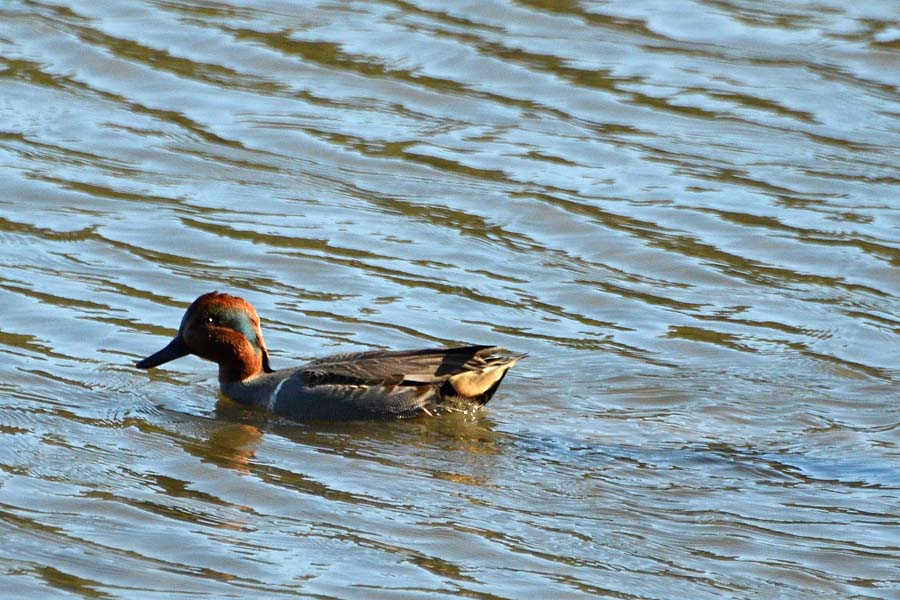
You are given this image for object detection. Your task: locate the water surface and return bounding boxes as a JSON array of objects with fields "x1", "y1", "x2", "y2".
[{"x1": 1, "y1": 0, "x2": 899, "y2": 598}]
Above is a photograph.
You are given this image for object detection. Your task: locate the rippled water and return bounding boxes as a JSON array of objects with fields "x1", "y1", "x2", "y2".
[{"x1": 2, "y1": 0, "x2": 900, "y2": 597}]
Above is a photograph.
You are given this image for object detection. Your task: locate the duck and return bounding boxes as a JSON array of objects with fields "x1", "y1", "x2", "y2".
[{"x1": 135, "y1": 292, "x2": 523, "y2": 420}]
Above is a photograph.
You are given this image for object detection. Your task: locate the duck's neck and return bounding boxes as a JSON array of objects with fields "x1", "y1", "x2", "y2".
[{"x1": 214, "y1": 341, "x2": 264, "y2": 383}]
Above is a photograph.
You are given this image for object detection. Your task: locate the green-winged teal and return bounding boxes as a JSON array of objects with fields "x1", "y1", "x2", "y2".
[{"x1": 136, "y1": 292, "x2": 523, "y2": 420}]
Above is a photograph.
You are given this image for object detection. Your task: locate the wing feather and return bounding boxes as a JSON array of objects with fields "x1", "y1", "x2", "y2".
[{"x1": 301, "y1": 345, "x2": 508, "y2": 387}]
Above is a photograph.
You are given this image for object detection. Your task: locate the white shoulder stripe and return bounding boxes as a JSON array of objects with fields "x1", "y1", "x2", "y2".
[{"x1": 268, "y1": 379, "x2": 287, "y2": 410}]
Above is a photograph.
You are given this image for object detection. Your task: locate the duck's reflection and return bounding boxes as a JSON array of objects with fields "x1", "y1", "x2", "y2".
[{"x1": 194, "y1": 397, "x2": 507, "y2": 488}]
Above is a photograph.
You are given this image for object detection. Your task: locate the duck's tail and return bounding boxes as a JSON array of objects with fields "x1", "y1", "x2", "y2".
[{"x1": 441, "y1": 347, "x2": 525, "y2": 406}]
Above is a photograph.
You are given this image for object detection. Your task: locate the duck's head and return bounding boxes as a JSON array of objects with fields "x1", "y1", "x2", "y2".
[{"x1": 136, "y1": 292, "x2": 273, "y2": 382}]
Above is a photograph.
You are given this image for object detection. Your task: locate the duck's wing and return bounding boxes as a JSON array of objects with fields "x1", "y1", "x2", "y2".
[{"x1": 301, "y1": 345, "x2": 520, "y2": 389}]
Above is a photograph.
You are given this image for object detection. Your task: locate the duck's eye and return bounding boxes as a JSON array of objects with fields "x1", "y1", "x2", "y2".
[{"x1": 206, "y1": 314, "x2": 219, "y2": 325}]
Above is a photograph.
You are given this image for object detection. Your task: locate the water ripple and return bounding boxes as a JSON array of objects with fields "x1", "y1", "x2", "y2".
[{"x1": 1, "y1": 0, "x2": 899, "y2": 597}]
